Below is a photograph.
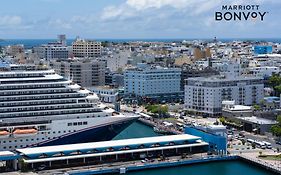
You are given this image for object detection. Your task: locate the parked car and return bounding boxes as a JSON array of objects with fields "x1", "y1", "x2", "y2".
[{"x1": 36, "y1": 164, "x2": 47, "y2": 171}]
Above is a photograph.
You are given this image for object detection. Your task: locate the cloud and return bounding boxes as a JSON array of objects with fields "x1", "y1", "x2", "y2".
[
  {"x1": 101, "y1": 0, "x2": 274, "y2": 21},
  {"x1": 1, "y1": 0, "x2": 279, "y2": 39},
  {"x1": 48, "y1": 19, "x2": 72, "y2": 29},
  {"x1": 103, "y1": 0, "x2": 226, "y2": 18},
  {"x1": 100, "y1": 5, "x2": 136, "y2": 21},
  {"x1": 125, "y1": 0, "x2": 194, "y2": 10},
  {"x1": 0, "y1": 15, "x2": 22, "y2": 27}
]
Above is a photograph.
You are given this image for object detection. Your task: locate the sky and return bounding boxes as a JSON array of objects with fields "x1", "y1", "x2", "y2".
[{"x1": 0, "y1": 0, "x2": 280, "y2": 39}]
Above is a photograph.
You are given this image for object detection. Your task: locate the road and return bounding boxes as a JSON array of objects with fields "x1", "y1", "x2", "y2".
[{"x1": 231, "y1": 130, "x2": 281, "y2": 150}]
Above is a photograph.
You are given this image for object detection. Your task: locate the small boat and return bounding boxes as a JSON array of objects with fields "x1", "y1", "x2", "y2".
[
  {"x1": 13, "y1": 128, "x2": 38, "y2": 138},
  {"x1": 0, "y1": 130, "x2": 10, "y2": 138}
]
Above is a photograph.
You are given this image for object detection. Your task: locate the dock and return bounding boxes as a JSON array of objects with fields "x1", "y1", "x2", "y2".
[
  {"x1": 2, "y1": 154, "x2": 280, "y2": 175},
  {"x1": 239, "y1": 154, "x2": 281, "y2": 174}
]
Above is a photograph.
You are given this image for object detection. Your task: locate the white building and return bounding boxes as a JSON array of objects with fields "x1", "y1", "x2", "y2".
[
  {"x1": 124, "y1": 63, "x2": 182, "y2": 102},
  {"x1": 91, "y1": 86, "x2": 119, "y2": 103},
  {"x1": 33, "y1": 35, "x2": 69, "y2": 60},
  {"x1": 222, "y1": 101, "x2": 253, "y2": 118},
  {"x1": 212, "y1": 61, "x2": 241, "y2": 78},
  {"x1": 185, "y1": 76, "x2": 264, "y2": 116},
  {"x1": 248, "y1": 66, "x2": 279, "y2": 78},
  {"x1": 34, "y1": 45, "x2": 69, "y2": 60}
]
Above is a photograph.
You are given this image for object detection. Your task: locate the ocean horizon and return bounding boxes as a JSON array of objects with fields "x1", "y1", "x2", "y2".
[{"x1": 0, "y1": 38, "x2": 281, "y2": 49}]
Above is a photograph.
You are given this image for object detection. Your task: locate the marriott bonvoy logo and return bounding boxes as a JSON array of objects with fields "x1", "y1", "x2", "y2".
[{"x1": 215, "y1": 5, "x2": 268, "y2": 21}]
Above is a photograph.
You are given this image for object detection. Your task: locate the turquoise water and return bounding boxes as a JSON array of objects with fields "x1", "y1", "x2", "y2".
[
  {"x1": 113, "y1": 122, "x2": 277, "y2": 175},
  {"x1": 113, "y1": 121, "x2": 161, "y2": 140},
  {"x1": 125, "y1": 161, "x2": 276, "y2": 175}
]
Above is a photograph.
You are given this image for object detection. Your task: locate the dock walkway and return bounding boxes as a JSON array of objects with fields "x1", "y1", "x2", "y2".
[{"x1": 239, "y1": 154, "x2": 281, "y2": 174}]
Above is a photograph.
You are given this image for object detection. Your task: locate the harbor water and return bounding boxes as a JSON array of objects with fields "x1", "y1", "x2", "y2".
[
  {"x1": 113, "y1": 121, "x2": 278, "y2": 175},
  {"x1": 124, "y1": 160, "x2": 277, "y2": 175},
  {"x1": 113, "y1": 121, "x2": 161, "y2": 140}
]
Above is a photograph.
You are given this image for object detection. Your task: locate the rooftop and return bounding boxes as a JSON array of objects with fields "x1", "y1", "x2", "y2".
[
  {"x1": 0, "y1": 151, "x2": 16, "y2": 156},
  {"x1": 223, "y1": 105, "x2": 252, "y2": 111},
  {"x1": 237, "y1": 116, "x2": 277, "y2": 125},
  {"x1": 16, "y1": 134, "x2": 200, "y2": 156},
  {"x1": 187, "y1": 75, "x2": 263, "y2": 82},
  {"x1": 91, "y1": 86, "x2": 119, "y2": 90},
  {"x1": 207, "y1": 125, "x2": 226, "y2": 130}
]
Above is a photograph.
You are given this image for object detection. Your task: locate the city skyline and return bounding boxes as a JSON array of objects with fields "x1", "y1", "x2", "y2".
[{"x1": 0, "y1": 0, "x2": 281, "y2": 39}]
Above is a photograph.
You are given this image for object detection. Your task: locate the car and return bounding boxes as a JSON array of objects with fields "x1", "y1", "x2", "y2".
[
  {"x1": 141, "y1": 160, "x2": 146, "y2": 163},
  {"x1": 276, "y1": 141, "x2": 281, "y2": 145},
  {"x1": 36, "y1": 164, "x2": 47, "y2": 171}
]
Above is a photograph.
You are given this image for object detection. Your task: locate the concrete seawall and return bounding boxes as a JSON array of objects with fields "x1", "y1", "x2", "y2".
[{"x1": 239, "y1": 155, "x2": 281, "y2": 174}]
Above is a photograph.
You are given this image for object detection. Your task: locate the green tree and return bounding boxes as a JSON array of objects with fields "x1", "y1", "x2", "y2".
[
  {"x1": 274, "y1": 85, "x2": 281, "y2": 96},
  {"x1": 146, "y1": 104, "x2": 168, "y2": 117},
  {"x1": 253, "y1": 104, "x2": 261, "y2": 110},
  {"x1": 219, "y1": 117, "x2": 226, "y2": 124},
  {"x1": 268, "y1": 75, "x2": 281, "y2": 96},
  {"x1": 101, "y1": 41, "x2": 109, "y2": 47},
  {"x1": 271, "y1": 115, "x2": 281, "y2": 138}
]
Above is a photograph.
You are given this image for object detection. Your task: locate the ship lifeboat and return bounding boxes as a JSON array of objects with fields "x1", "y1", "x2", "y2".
[
  {"x1": 13, "y1": 128, "x2": 38, "y2": 138},
  {"x1": 0, "y1": 130, "x2": 10, "y2": 138}
]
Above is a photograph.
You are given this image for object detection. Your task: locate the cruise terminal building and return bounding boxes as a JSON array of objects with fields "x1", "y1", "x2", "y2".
[{"x1": 1, "y1": 134, "x2": 209, "y2": 171}]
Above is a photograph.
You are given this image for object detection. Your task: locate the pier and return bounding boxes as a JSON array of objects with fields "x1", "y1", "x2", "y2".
[{"x1": 239, "y1": 154, "x2": 281, "y2": 174}]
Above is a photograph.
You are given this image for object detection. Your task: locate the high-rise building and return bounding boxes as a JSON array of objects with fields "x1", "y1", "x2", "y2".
[
  {"x1": 184, "y1": 76, "x2": 264, "y2": 116},
  {"x1": 180, "y1": 65, "x2": 219, "y2": 91},
  {"x1": 58, "y1": 34, "x2": 67, "y2": 46},
  {"x1": 50, "y1": 59, "x2": 105, "y2": 87},
  {"x1": 72, "y1": 38, "x2": 101, "y2": 58},
  {"x1": 33, "y1": 35, "x2": 69, "y2": 60},
  {"x1": 124, "y1": 63, "x2": 182, "y2": 102}
]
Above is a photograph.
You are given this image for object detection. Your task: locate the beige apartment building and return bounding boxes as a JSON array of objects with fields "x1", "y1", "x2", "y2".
[
  {"x1": 5, "y1": 44, "x2": 24, "y2": 57},
  {"x1": 50, "y1": 59, "x2": 105, "y2": 87},
  {"x1": 72, "y1": 38, "x2": 102, "y2": 58}
]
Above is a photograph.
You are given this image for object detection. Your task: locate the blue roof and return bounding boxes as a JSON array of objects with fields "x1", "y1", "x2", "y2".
[
  {"x1": 0, "y1": 63, "x2": 10, "y2": 68},
  {"x1": 0, "y1": 151, "x2": 19, "y2": 161},
  {"x1": 264, "y1": 96, "x2": 280, "y2": 102}
]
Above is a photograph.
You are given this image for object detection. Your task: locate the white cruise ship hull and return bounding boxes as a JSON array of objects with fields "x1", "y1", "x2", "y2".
[{"x1": 0, "y1": 115, "x2": 137, "y2": 151}]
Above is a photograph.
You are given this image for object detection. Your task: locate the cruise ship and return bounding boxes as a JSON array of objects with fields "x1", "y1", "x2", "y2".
[{"x1": 0, "y1": 64, "x2": 138, "y2": 151}]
